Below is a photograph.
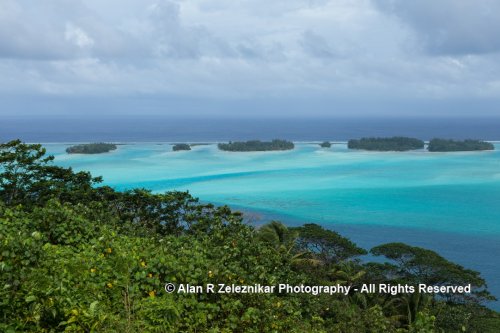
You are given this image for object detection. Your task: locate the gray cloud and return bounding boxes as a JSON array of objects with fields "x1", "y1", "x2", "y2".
[
  {"x1": 300, "y1": 30, "x2": 339, "y2": 58},
  {"x1": 0, "y1": 0, "x2": 499, "y2": 113},
  {"x1": 0, "y1": 0, "x2": 136, "y2": 60},
  {"x1": 148, "y1": 1, "x2": 221, "y2": 59},
  {"x1": 0, "y1": 0, "x2": 227, "y2": 61},
  {"x1": 373, "y1": 0, "x2": 500, "y2": 55}
]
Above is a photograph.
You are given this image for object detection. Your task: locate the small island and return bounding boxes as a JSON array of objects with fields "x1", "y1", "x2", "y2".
[
  {"x1": 428, "y1": 139, "x2": 494, "y2": 152},
  {"x1": 66, "y1": 143, "x2": 117, "y2": 154},
  {"x1": 319, "y1": 141, "x2": 331, "y2": 148},
  {"x1": 348, "y1": 137, "x2": 424, "y2": 151},
  {"x1": 172, "y1": 143, "x2": 191, "y2": 151},
  {"x1": 218, "y1": 139, "x2": 294, "y2": 152}
]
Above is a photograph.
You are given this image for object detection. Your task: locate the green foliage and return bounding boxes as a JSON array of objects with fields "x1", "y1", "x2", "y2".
[
  {"x1": 0, "y1": 140, "x2": 103, "y2": 207},
  {"x1": 291, "y1": 223, "x2": 367, "y2": 264},
  {"x1": 0, "y1": 140, "x2": 54, "y2": 205},
  {"x1": 66, "y1": 143, "x2": 117, "y2": 154},
  {"x1": 257, "y1": 221, "x2": 297, "y2": 251},
  {"x1": 433, "y1": 302, "x2": 500, "y2": 333},
  {"x1": 29, "y1": 200, "x2": 100, "y2": 246},
  {"x1": 408, "y1": 310, "x2": 436, "y2": 333},
  {"x1": 371, "y1": 243, "x2": 494, "y2": 304},
  {"x1": 172, "y1": 144, "x2": 191, "y2": 151},
  {"x1": 218, "y1": 139, "x2": 294, "y2": 152},
  {"x1": 0, "y1": 205, "x2": 46, "y2": 324},
  {"x1": 348, "y1": 137, "x2": 425, "y2": 151},
  {"x1": 427, "y1": 139, "x2": 494, "y2": 152},
  {"x1": 320, "y1": 141, "x2": 332, "y2": 148},
  {"x1": 106, "y1": 189, "x2": 244, "y2": 237}
]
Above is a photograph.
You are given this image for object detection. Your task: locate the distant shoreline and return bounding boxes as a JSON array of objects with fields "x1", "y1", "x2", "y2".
[{"x1": 30, "y1": 140, "x2": 500, "y2": 145}]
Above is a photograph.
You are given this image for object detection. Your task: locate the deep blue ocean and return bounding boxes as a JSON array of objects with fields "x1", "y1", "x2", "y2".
[
  {"x1": 2, "y1": 115, "x2": 500, "y2": 142},
  {"x1": 2, "y1": 115, "x2": 500, "y2": 309}
]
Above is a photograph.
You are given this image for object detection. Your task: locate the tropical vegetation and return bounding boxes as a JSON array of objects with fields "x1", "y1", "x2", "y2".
[
  {"x1": 218, "y1": 140, "x2": 294, "y2": 152},
  {"x1": 427, "y1": 139, "x2": 494, "y2": 152},
  {"x1": 348, "y1": 137, "x2": 425, "y2": 151},
  {"x1": 172, "y1": 144, "x2": 191, "y2": 151},
  {"x1": 320, "y1": 141, "x2": 332, "y2": 148},
  {"x1": 66, "y1": 143, "x2": 117, "y2": 154}
]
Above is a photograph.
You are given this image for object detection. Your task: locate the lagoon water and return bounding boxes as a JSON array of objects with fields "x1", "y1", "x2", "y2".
[{"x1": 43, "y1": 142, "x2": 500, "y2": 308}]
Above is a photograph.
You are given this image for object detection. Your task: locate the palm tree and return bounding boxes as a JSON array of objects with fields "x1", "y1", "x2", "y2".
[
  {"x1": 329, "y1": 262, "x2": 366, "y2": 285},
  {"x1": 400, "y1": 292, "x2": 432, "y2": 326},
  {"x1": 257, "y1": 221, "x2": 321, "y2": 267}
]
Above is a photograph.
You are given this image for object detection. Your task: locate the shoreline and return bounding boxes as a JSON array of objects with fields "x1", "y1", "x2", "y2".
[{"x1": 31, "y1": 140, "x2": 500, "y2": 144}]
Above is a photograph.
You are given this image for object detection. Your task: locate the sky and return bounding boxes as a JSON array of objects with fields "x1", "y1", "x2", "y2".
[{"x1": 1, "y1": 0, "x2": 500, "y2": 117}]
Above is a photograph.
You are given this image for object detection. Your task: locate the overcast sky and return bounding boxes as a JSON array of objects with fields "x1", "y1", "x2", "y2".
[{"x1": 1, "y1": 0, "x2": 500, "y2": 117}]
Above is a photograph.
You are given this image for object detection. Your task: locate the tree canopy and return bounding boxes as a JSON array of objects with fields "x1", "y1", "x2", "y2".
[
  {"x1": 172, "y1": 144, "x2": 191, "y2": 151},
  {"x1": 66, "y1": 143, "x2": 117, "y2": 154},
  {"x1": 348, "y1": 137, "x2": 425, "y2": 151},
  {"x1": 427, "y1": 139, "x2": 494, "y2": 152},
  {"x1": 218, "y1": 139, "x2": 294, "y2": 152},
  {"x1": 290, "y1": 223, "x2": 367, "y2": 264},
  {"x1": 371, "y1": 243, "x2": 494, "y2": 304}
]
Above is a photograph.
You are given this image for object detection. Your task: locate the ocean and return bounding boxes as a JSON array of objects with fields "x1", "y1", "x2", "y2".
[
  {"x1": 2, "y1": 115, "x2": 500, "y2": 309},
  {"x1": 2, "y1": 115, "x2": 500, "y2": 142}
]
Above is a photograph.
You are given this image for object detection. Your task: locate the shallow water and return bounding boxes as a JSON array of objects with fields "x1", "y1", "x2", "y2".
[{"x1": 45, "y1": 142, "x2": 500, "y2": 308}]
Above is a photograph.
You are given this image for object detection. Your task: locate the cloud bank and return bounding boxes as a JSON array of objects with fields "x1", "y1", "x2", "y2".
[{"x1": 1, "y1": 0, "x2": 499, "y2": 115}]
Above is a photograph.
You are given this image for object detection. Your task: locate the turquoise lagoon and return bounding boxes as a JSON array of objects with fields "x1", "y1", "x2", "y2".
[{"x1": 45, "y1": 143, "x2": 500, "y2": 307}]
